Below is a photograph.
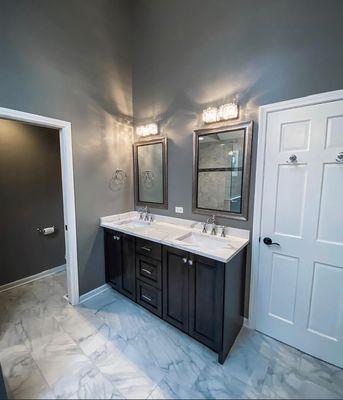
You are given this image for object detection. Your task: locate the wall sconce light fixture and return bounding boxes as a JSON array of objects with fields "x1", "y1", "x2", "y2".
[
  {"x1": 202, "y1": 101, "x2": 239, "y2": 124},
  {"x1": 136, "y1": 123, "x2": 159, "y2": 137}
]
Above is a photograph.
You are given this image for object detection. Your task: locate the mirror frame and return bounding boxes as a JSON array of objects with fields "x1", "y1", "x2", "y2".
[
  {"x1": 192, "y1": 120, "x2": 253, "y2": 220},
  {"x1": 133, "y1": 137, "x2": 168, "y2": 209}
]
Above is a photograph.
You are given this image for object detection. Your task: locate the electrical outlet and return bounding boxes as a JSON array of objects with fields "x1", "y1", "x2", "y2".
[{"x1": 175, "y1": 206, "x2": 184, "y2": 214}]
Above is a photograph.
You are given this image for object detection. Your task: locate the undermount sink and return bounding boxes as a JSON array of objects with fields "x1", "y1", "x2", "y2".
[
  {"x1": 175, "y1": 232, "x2": 229, "y2": 251},
  {"x1": 118, "y1": 219, "x2": 150, "y2": 228}
]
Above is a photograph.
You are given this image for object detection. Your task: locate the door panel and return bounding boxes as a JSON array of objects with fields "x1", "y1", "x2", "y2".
[
  {"x1": 162, "y1": 246, "x2": 189, "y2": 333},
  {"x1": 268, "y1": 253, "x2": 299, "y2": 324},
  {"x1": 280, "y1": 120, "x2": 310, "y2": 152},
  {"x1": 120, "y1": 234, "x2": 136, "y2": 300},
  {"x1": 257, "y1": 99, "x2": 343, "y2": 367},
  {"x1": 188, "y1": 255, "x2": 224, "y2": 351},
  {"x1": 317, "y1": 164, "x2": 343, "y2": 244},
  {"x1": 307, "y1": 262, "x2": 343, "y2": 341},
  {"x1": 326, "y1": 114, "x2": 343, "y2": 148},
  {"x1": 105, "y1": 231, "x2": 122, "y2": 290},
  {"x1": 274, "y1": 164, "x2": 307, "y2": 237}
]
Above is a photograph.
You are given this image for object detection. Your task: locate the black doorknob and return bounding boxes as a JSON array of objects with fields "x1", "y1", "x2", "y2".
[{"x1": 263, "y1": 237, "x2": 280, "y2": 246}]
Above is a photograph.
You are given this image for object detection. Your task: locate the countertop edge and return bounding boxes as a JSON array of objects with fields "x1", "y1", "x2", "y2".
[{"x1": 100, "y1": 221, "x2": 249, "y2": 264}]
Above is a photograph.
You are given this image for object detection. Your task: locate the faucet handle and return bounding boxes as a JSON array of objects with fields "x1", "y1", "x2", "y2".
[
  {"x1": 220, "y1": 226, "x2": 226, "y2": 237},
  {"x1": 202, "y1": 222, "x2": 207, "y2": 234}
]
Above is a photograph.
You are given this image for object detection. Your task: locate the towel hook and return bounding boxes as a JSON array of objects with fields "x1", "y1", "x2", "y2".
[
  {"x1": 286, "y1": 154, "x2": 298, "y2": 164},
  {"x1": 336, "y1": 152, "x2": 343, "y2": 163}
]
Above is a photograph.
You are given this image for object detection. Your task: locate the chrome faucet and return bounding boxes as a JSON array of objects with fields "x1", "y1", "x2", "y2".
[
  {"x1": 138, "y1": 206, "x2": 145, "y2": 220},
  {"x1": 207, "y1": 215, "x2": 217, "y2": 235},
  {"x1": 143, "y1": 206, "x2": 150, "y2": 221}
]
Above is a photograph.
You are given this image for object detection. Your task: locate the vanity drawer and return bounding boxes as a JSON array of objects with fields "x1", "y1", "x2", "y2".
[
  {"x1": 136, "y1": 254, "x2": 162, "y2": 289},
  {"x1": 136, "y1": 238, "x2": 162, "y2": 261},
  {"x1": 136, "y1": 280, "x2": 162, "y2": 317}
]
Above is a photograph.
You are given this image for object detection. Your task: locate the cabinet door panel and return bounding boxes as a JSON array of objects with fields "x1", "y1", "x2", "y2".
[
  {"x1": 104, "y1": 230, "x2": 122, "y2": 290},
  {"x1": 120, "y1": 234, "x2": 136, "y2": 301},
  {"x1": 162, "y1": 246, "x2": 189, "y2": 332},
  {"x1": 189, "y1": 254, "x2": 224, "y2": 351}
]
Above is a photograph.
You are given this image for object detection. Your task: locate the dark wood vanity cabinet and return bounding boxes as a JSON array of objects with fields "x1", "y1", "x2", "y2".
[
  {"x1": 188, "y1": 254, "x2": 225, "y2": 352},
  {"x1": 104, "y1": 228, "x2": 246, "y2": 364},
  {"x1": 163, "y1": 247, "x2": 229, "y2": 354},
  {"x1": 163, "y1": 246, "x2": 189, "y2": 333},
  {"x1": 104, "y1": 229, "x2": 136, "y2": 301}
]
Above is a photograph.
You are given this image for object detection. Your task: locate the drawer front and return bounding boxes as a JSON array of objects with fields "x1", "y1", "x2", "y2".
[
  {"x1": 136, "y1": 280, "x2": 162, "y2": 317},
  {"x1": 136, "y1": 254, "x2": 162, "y2": 289},
  {"x1": 136, "y1": 238, "x2": 162, "y2": 261}
]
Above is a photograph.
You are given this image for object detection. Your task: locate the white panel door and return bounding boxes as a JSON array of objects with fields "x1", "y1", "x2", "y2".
[{"x1": 256, "y1": 99, "x2": 343, "y2": 367}]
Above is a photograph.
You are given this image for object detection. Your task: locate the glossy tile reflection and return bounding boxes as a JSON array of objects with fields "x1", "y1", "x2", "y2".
[{"x1": 0, "y1": 272, "x2": 342, "y2": 399}]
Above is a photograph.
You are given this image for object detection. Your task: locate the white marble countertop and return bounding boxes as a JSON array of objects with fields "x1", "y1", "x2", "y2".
[{"x1": 100, "y1": 212, "x2": 249, "y2": 263}]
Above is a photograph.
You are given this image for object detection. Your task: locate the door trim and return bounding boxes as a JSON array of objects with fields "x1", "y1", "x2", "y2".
[
  {"x1": 0, "y1": 107, "x2": 80, "y2": 305},
  {"x1": 249, "y1": 89, "x2": 343, "y2": 330}
]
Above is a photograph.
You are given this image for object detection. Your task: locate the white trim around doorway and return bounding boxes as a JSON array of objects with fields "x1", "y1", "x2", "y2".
[
  {"x1": 0, "y1": 107, "x2": 80, "y2": 305},
  {"x1": 248, "y1": 88, "x2": 343, "y2": 330}
]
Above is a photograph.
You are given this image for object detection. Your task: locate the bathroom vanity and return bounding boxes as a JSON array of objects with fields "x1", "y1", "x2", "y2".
[{"x1": 101, "y1": 212, "x2": 249, "y2": 364}]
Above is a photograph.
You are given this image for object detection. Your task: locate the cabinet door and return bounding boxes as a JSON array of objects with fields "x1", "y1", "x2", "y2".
[
  {"x1": 120, "y1": 233, "x2": 136, "y2": 301},
  {"x1": 104, "y1": 230, "x2": 122, "y2": 290},
  {"x1": 188, "y1": 254, "x2": 224, "y2": 351},
  {"x1": 162, "y1": 246, "x2": 189, "y2": 333}
]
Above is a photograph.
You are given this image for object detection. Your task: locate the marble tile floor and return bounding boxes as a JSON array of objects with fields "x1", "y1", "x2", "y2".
[{"x1": 0, "y1": 272, "x2": 342, "y2": 399}]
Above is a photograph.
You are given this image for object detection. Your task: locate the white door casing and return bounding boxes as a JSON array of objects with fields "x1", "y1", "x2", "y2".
[
  {"x1": 0, "y1": 107, "x2": 79, "y2": 305},
  {"x1": 252, "y1": 91, "x2": 343, "y2": 368}
]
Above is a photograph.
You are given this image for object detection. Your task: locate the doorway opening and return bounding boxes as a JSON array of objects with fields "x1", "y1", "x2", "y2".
[{"x1": 0, "y1": 107, "x2": 79, "y2": 305}]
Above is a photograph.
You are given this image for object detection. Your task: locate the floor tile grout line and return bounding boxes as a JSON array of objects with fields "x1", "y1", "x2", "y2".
[
  {"x1": 5, "y1": 319, "x2": 56, "y2": 399},
  {"x1": 53, "y1": 304, "x2": 124, "y2": 399}
]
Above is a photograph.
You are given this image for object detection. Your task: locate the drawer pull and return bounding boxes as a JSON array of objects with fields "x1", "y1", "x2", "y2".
[
  {"x1": 142, "y1": 294, "x2": 152, "y2": 302},
  {"x1": 141, "y1": 268, "x2": 152, "y2": 275},
  {"x1": 141, "y1": 246, "x2": 152, "y2": 252},
  {"x1": 113, "y1": 235, "x2": 120, "y2": 241}
]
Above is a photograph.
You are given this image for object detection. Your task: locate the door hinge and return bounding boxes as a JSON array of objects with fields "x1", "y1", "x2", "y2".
[{"x1": 65, "y1": 225, "x2": 68, "y2": 231}]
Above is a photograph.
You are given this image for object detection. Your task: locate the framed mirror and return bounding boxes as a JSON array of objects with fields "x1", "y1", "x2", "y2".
[
  {"x1": 133, "y1": 137, "x2": 168, "y2": 209},
  {"x1": 193, "y1": 121, "x2": 253, "y2": 220}
]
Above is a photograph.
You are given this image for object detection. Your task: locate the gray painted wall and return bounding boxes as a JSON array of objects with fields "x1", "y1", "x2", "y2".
[
  {"x1": 0, "y1": 0, "x2": 134, "y2": 294},
  {"x1": 0, "y1": 119, "x2": 65, "y2": 285},
  {"x1": 132, "y1": 0, "x2": 343, "y2": 314}
]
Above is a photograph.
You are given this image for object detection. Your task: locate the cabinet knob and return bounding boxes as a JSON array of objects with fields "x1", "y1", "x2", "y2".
[
  {"x1": 182, "y1": 257, "x2": 188, "y2": 264},
  {"x1": 113, "y1": 235, "x2": 120, "y2": 241},
  {"x1": 188, "y1": 259, "x2": 193, "y2": 266}
]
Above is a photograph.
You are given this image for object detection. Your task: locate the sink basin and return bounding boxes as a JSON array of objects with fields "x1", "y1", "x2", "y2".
[
  {"x1": 175, "y1": 232, "x2": 229, "y2": 251},
  {"x1": 118, "y1": 219, "x2": 150, "y2": 228}
]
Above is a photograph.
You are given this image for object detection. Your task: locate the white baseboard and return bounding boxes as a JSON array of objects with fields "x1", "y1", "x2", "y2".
[
  {"x1": 79, "y1": 283, "x2": 110, "y2": 304},
  {"x1": 0, "y1": 264, "x2": 66, "y2": 293}
]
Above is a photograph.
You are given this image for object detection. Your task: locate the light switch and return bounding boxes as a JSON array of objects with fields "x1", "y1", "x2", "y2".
[{"x1": 175, "y1": 206, "x2": 184, "y2": 214}]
